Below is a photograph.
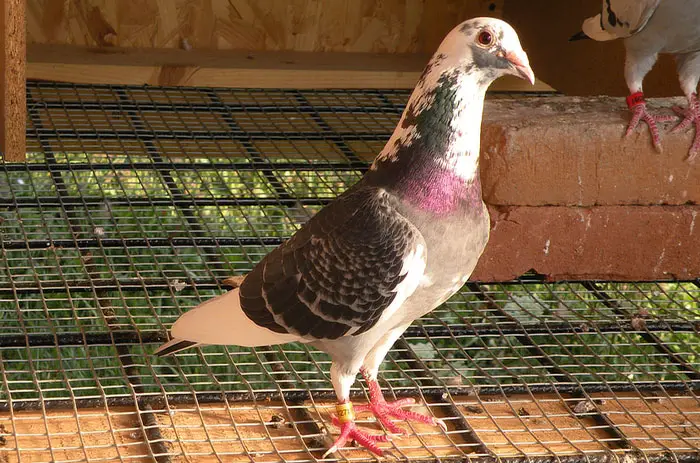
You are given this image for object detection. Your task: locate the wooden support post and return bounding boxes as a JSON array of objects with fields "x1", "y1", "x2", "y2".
[{"x1": 0, "y1": 0, "x2": 26, "y2": 162}]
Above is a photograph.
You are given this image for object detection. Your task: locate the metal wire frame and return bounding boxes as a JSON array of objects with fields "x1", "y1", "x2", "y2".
[{"x1": 0, "y1": 81, "x2": 698, "y2": 463}]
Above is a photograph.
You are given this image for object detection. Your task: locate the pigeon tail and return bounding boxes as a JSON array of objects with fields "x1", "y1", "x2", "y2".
[
  {"x1": 162, "y1": 288, "x2": 301, "y2": 349},
  {"x1": 153, "y1": 339, "x2": 199, "y2": 356}
]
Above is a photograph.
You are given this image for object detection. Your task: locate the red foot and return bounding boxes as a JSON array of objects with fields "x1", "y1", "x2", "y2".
[
  {"x1": 671, "y1": 93, "x2": 700, "y2": 161},
  {"x1": 625, "y1": 92, "x2": 676, "y2": 152},
  {"x1": 323, "y1": 419, "x2": 390, "y2": 457},
  {"x1": 323, "y1": 374, "x2": 446, "y2": 457},
  {"x1": 356, "y1": 371, "x2": 446, "y2": 435}
]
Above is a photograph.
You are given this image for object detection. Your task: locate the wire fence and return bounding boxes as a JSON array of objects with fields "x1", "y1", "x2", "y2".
[{"x1": 0, "y1": 81, "x2": 697, "y2": 462}]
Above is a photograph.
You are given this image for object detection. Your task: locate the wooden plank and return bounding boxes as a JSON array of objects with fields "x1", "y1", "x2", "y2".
[
  {"x1": 27, "y1": 62, "x2": 421, "y2": 89},
  {"x1": 0, "y1": 400, "x2": 458, "y2": 462},
  {"x1": 27, "y1": 44, "x2": 555, "y2": 90},
  {"x1": 157, "y1": 400, "x2": 461, "y2": 461},
  {"x1": 27, "y1": 44, "x2": 430, "y2": 71},
  {"x1": 0, "y1": 0, "x2": 27, "y2": 162},
  {"x1": 592, "y1": 392, "x2": 700, "y2": 452},
  {"x1": 1, "y1": 392, "x2": 696, "y2": 461},
  {"x1": 458, "y1": 394, "x2": 609, "y2": 457},
  {"x1": 0, "y1": 406, "x2": 152, "y2": 462},
  {"x1": 27, "y1": 44, "x2": 427, "y2": 89}
]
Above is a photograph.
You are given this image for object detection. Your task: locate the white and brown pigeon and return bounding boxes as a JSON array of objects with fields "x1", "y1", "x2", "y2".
[
  {"x1": 572, "y1": 0, "x2": 700, "y2": 160},
  {"x1": 155, "y1": 17, "x2": 534, "y2": 456}
]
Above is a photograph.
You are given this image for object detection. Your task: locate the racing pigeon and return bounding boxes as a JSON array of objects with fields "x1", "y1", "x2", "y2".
[
  {"x1": 572, "y1": 0, "x2": 700, "y2": 160},
  {"x1": 155, "y1": 17, "x2": 534, "y2": 456}
]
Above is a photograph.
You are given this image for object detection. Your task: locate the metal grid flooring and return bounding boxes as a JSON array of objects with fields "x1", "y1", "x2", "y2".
[{"x1": 0, "y1": 81, "x2": 698, "y2": 463}]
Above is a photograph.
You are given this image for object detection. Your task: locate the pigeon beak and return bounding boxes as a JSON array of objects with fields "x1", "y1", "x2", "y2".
[
  {"x1": 569, "y1": 30, "x2": 591, "y2": 42},
  {"x1": 506, "y1": 51, "x2": 535, "y2": 85}
]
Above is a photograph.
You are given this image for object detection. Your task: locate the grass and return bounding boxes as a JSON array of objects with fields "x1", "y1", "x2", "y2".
[{"x1": 0, "y1": 149, "x2": 699, "y2": 405}]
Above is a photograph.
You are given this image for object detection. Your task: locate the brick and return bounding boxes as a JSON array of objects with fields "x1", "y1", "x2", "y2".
[
  {"x1": 471, "y1": 205, "x2": 700, "y2": 282},
  {"x1": 480, "y1": 97, "x2": 700, "y2": 206}
]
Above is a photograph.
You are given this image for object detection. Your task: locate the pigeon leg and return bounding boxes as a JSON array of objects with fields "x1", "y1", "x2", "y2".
[
  {"x1": 325, "y1": 364, "x2": 391, "y2": 457},
  {"x1": 670, "y1": 93, "x2": 700, "y2": 161},
  {"x1": 354, "y1": 368, "x2": 447, "y2": 435},
  {"x1": 624, "y1": 92, "x2": 676, "y2": 151},
  {"x1": 323, "y1": 402, "x2": 390, "y2": 457}
]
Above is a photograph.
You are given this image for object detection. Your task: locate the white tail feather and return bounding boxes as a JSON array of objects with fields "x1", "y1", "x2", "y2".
[{"x1": 171, "y1": 288, "x2": 301, "y2": 347}]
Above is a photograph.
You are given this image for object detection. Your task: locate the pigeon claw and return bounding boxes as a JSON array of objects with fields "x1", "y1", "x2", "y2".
[
  {"x1": 323, "y1": 419, "x2": 390, "y2": 458},
  {"x1": 355, "y1": 396, "x2": 444, "y2": 436},
  {"x1": 358, "y1": 372, "x2": 445, "y2": 437},
  {"x1": 625, "y1": 102, "x2": 676, "y2": 153},
  {"x1": 670, "y1": 94, "x2": 700, "y2": 162}
]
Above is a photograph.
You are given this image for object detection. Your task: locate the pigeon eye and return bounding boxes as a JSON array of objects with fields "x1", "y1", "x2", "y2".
[{"x1": 478, "y1": 30, "x2": 493, "y2": 46}]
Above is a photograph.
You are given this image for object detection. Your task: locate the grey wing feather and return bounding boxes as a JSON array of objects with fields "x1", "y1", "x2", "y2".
[
  {"x1": 239, "y1": 183, "x2": 426, "y2": 341},
  {"x1": 584, "y1": 0, "x2": 661, "y2": 40}
]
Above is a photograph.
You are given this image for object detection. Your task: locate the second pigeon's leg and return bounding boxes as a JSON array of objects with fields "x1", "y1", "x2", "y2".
[
  {"x1": 670, "y1": 93, "x2": 700, "y2": 160},
  {"x1": 624, "y1": 92, "x2": 676, "y2": 151},
  {"x1": 672, "y1": 53, "x2": 700, "y2": 161},
  {"x1": 355, "y1": 325, "x2": 446, "y2": 435},
  {"x1": 623, "y1": 50, "x2": 675, "y2": 151}
]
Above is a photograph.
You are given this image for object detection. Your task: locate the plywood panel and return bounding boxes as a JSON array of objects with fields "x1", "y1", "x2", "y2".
[
  {"x1": 21, "y1": 1, "x2": 568, "y2": 91},
  {"x1": 27, "y1": 0, "x2": 503, "y2": 53}
]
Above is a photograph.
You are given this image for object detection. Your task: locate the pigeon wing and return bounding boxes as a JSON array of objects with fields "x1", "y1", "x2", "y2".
[
  {"x1": 239, "y1": 184, "x2": 427, "y2": 341},
  {"x1": 583, "y1": 0, "x2": 661, "y2": 40}
]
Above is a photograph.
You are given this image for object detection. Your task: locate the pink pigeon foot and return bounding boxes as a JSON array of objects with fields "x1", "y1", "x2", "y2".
[
  {"x1": 323, "y1": 416, "x2": 390, "y2": 457},
  {"x1": 625, "y1": 91, "x2": 676, "y2": 151},
  {"x1": 354, "y1": 369, "x2": 446, "y2": 436},
  {"x1": 670, "y1": 93, "x2": 700, "y2": 161}
]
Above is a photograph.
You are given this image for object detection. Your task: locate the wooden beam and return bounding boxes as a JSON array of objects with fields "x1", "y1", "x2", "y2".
[
  {"x1": 27, "y1": 44, "x2": 555, "y2": 91},
  {"x1": 0, "y1": 0, "x2": 27, "y2": 162}
]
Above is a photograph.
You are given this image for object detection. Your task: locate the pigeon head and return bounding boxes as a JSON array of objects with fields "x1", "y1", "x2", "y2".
[
  {"x1": 451, "y1": 17, "x2": 535, "y2": 86},
  {"x1": 376, "y1": 17, "x2": 535, "y2": 166},
  {"x1": 575, "y1": 15, "x2": 618, "y2": 42},
  {"x1": 370, "y1": 18, "x2": 534, "y2": 215}
]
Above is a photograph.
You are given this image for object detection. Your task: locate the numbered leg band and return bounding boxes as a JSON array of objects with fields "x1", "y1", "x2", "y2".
[{"x1": 335, "y1": 402, "x2": 355, "y2": 423}]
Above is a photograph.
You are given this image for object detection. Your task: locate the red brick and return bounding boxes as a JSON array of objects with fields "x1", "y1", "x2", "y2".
[
  {"x1": 471, "y1": 205, "x2": 700, "y2": 281},
  {"x1": 480, "y1": 97, "x2": 700, "y2": 206}
]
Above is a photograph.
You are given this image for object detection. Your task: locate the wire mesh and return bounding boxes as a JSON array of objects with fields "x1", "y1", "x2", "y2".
[{"x1": 0, "y1": 81, "x2": 698, "y2": 463}]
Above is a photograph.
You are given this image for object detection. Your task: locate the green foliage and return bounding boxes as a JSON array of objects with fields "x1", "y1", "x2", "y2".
[{"x1": 1, "y1": 152, "x2": 698, "y2": 403}]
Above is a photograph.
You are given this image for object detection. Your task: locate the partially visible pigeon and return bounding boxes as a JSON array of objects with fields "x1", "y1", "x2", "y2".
[
  {"x1": 155, "y1": 17, "x2": 534, "y2": 456},
  {"x1": 572, "y1": 0, "x2": 700, "y2": 160}
]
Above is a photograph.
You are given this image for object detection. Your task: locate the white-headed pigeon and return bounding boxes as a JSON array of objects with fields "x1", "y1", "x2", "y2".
[
  {"x1": 573, "y1": 0, "x2": 700, "y2": 160},
  {"x1": 155, "y1": 17, "x2": 535, "y2": 456}
]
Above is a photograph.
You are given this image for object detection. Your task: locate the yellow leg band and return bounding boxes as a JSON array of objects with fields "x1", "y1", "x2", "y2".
[{"x1": 335, "y1": 402, "x2": 355, "y2": 423}]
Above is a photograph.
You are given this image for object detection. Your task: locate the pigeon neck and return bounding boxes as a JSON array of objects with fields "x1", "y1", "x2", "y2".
[{"x1": 369, "y1": 71, "x2": 487, "y2": 215}]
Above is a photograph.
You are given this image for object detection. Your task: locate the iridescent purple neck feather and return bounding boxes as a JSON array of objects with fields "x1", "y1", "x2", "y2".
[{"x1": 368, "y1": 66, "x2": 490, "y2": 216}]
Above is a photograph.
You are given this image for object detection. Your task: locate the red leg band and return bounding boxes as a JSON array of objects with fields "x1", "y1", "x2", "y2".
[{"x1": 626, "y1": 92, "x2": 645, "y2": 109}]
